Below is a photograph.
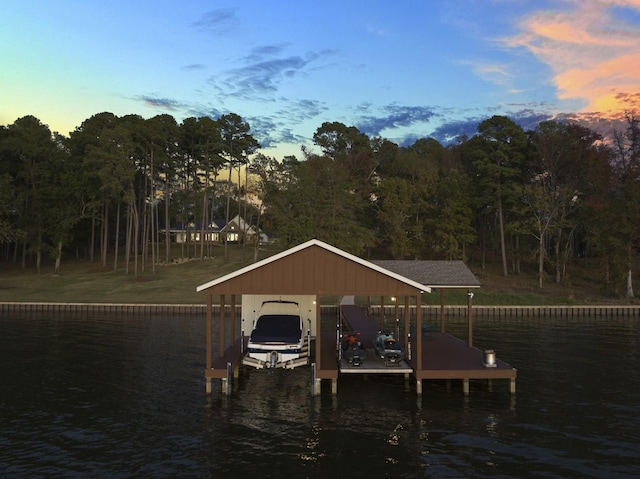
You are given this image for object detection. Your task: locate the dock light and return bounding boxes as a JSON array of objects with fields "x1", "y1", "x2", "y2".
[{"x1": 484, "y1": 349, "x2": 496, "y2": 368}]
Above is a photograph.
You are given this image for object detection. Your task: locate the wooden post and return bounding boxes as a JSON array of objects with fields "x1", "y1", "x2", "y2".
[
  {"x1": 230, "y1": 294, "x2": 236, "y2": 342},
  {"x1": 440, "y1": 290, "x2": 446, "y2": 333},
  {"x1": 315, "y1": 297, "x2": 321, "y2": 369},
  {"x1": 206, "y1": 292, "x2": 212, "y2": 370},
  {"x1": 463, "y1": 378, "x2": 470, "y2": 396},
  {"x1": 416, "y1": 293, "x2": 422, "y2": 371},
  {"x1": 394, "y1": 297, "x2": 398, "y2": 324},
  {"x1": 467, "y1": 290, "x2": 473, "y2": 348},
  {"x1": 219, "y1": 294, "x2": 225, "y2": 357},
  {"x1": 404, "y1": 296, "x2": 410, "y2": 353},
  {"x1": 380, "y1": 295, "x2": 385, "y2": 329}
]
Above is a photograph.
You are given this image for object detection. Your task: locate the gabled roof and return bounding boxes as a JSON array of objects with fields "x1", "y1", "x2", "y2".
[
  {"x1": 220, "y1": 215, "x2": 254, "y2": 232},
  {"x1": 167, "y1": 219, "x2": 224, "y2": 231},
  {"x1": 196, "y1": 239, "x2": 432, "y2": 294},
  {"x1": 370, "y1": 260, "x2": 481, "y2": 289}
]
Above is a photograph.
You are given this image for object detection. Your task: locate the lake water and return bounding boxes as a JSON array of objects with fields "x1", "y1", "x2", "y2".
[{"x1": 1, "y1": 313, "x2": 639, "y2": 478}]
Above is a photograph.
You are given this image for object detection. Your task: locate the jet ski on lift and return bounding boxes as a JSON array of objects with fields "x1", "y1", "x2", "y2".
[
  {"x1": 341, "y1": 331, "x2": 368, "y2": 366},
  {"x1": 373, "y1": 330, "x2": 405, "y2": 366}
]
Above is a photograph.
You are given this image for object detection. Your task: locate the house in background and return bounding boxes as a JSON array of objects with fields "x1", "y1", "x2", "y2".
[
  {"x1": 165, "y1": 219, "x2": 223, "y2": 244},
  {"x1": 166, "y1": 215, "x2": 266, "y2": 245},
  {"x1": 219, "y1": 215, "x2": 259, "y2": 244}
]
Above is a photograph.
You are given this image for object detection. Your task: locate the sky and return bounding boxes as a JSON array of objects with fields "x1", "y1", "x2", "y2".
[{"x1": 2, "y1": 0, "x2": 640, "y2": 159}]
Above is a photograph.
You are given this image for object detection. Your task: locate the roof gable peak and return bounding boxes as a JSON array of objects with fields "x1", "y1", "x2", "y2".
[{"x1": 196, "y1": 239, "x2": 432, "y2": 293}]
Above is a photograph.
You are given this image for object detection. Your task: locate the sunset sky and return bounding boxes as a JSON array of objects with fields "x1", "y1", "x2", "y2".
[{"x1": 2, "y1": 0, "x2": 639, "y2": 158}]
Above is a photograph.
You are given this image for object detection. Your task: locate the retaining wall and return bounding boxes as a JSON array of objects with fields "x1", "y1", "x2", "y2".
[
  {"x1": 1, "y1": 302, "x2": 638, "y2": 318},
  {"x1": 376, "y1": 304, "x2": 640, "y2": 318}
]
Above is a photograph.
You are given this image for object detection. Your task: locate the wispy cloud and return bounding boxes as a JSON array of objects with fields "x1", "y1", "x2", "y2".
[
  {"x1": 228, "y1": 56, "x2": 312, "y2": 94},
  {"x1": 136, "y1": 95, "x2": 186, "y2": 111},
  {"x1": 252, "y1": 98, "x2": 328, "y2": 148},
  {"x1": 181, "y1": 64, "x2": 206, "y2": 71},
  {"x1": 427, "y1": 107, "x2": 553, "y2": 145},
  {"x1": 429, "y1": 118, "x2": 481, "y2": 144},
  {"x1": 192, "y1": 8, "x2": 239, "y2": 35},
  {"x1": 460, "y1": 60, "x2": 513, "y2": 86},
  {"x1": 503, "y1": 0, "x2": 640, "y2": 117},
  {"x1": 249, "y1": 117, "x2": 308, "y2": 149},
  {"x1": 242, "y1": 44, "x2": 289, "y2": 63},
  {"x1": 209, "y1": 47, "x2": 336, "y2": 101},
  {"x1": 355, "y1": 105, "x2": 439, "y2": 137},
  {"x1": 276, "y1": 98, "x2": 327, "y2": 124}
]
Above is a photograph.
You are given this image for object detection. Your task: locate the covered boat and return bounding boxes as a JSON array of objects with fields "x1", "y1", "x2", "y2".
[
  {"x1": 243, "y1": 300, "x2": 309, "y2": 369},
  {"x1": 373, "y1": 331, "x2": 405, "y2": 366}
]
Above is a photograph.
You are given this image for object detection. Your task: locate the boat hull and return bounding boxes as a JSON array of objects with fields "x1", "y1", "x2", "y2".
[{"x1": 243, "y1": 300, "x2": 308, "y2": 370}]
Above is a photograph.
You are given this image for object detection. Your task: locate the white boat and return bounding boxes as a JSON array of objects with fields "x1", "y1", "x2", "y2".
[{"x1": 243, "y1": 300, "x2": 309, "y2": 369}]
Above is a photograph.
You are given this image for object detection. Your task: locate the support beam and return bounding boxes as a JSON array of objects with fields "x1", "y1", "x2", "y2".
[
  {"x1": 467, "y1": 290, "x2": 474, "y2": 348},
  {"x1": 331, "y1": 379, "x2": 337, "y2": 395},
  {"x1": 416, "y1": 294, "x2": 422, "y2": 371},
  {"x1": 394, "y1": 298, "x2": 399, "y2": 329},
  {"x1": 440, "y1": 290, "x2": 446, "y2": 333},
  {"x1": 510, "y1": 378, "x2": 516, "y2": 395},
  {"x1": 463, "y1": 378, "x2": 470, "y2": 396},
  {"x1": 225, "y1": 361, "x2": 232, "y2": 396},
  {"x1": 315, "y1": 297, "x2": 321, "y2": 369},
  {"x1": 206, "y1": 293, "x2": 212, "y2": 370},
  {"x1": 230, "y1": 294, "x2": 236, "y2": 341},
  {"x1": 404, "y1": 296, "x2": 410, "y2": 353},
  {"x1": 219, "y1": 294, "x2": 225, "y2": 357},
  {"x1": 415, "y1": 378, "x2": 422, "y2": 395}
]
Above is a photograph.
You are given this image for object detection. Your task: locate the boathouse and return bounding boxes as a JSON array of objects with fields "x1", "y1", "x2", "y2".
[{"x1": 196, "y1": 239, "x2": 516, "y2": 396}]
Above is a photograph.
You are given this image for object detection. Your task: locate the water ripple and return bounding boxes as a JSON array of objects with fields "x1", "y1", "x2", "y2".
[{"x1": 1, "y1": 314, "x2": 639, "y2": 478}]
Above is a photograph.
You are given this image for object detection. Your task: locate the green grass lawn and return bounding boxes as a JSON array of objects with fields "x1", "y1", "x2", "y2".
[
  {"x1": 0, "y1": 243, "x2": 634, "y2": 305},
  {"x1": 0, "y1": 244, "x2": 279, "y2": 304}
]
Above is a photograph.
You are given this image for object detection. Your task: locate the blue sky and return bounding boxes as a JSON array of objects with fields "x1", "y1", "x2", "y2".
[{"x1": 2, "y1": 0, "x2": 639, "y2": 158}]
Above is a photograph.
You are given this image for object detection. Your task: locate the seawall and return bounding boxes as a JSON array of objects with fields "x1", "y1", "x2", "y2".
[{"x1": 1, "y1": 302, "x2": 638, "y2": 318}]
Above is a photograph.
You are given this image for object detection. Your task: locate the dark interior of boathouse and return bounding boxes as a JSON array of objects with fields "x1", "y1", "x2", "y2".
[{"x1": 196, "y1": 239, "x2": 517, "y2": 396}]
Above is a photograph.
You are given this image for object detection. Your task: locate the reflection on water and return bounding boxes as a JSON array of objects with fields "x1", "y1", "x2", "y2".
[{"x1": 1, "y1": 313, "x2": 639, "y2": 478}]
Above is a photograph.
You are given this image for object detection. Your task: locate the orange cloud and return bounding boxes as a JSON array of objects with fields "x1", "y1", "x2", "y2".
[{"x1": 504, "y1": 0, "x2": 640, "y2": 118}]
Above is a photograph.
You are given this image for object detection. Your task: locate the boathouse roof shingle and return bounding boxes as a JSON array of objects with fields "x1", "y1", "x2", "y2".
[{"x1": 370, "y1": 260, "x2": 481, "y2": 289}]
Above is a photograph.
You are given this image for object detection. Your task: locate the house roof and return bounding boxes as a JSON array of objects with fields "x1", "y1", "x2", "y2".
[
  {"x1": 370, "y1": 260, "x2": 481, "y2": 289},
  {"x1": 196, "y1": 239, "x2": 433, "y2": 295},
  {"x1": 168, "y1": 219, "x2": 225, "y2": 232},
  {"x1": 220, "y1": 215, "x2": 256, "y2": 234}
]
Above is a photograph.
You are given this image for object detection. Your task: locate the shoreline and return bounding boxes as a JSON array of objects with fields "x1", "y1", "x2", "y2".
[{"x1": 1, "y1": 302, "x2": 638, "y2": 318}]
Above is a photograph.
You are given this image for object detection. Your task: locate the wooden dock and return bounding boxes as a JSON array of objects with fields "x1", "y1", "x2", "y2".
[
  {"x1": 339, "y1": 304, "x2": 516, "y2": 395},
  {"x1": 209, "y1": 304, "x2": 516, "y2": 396},
  {"x1": 410, "y1": 332, "x2": 516, "y2": 394}
]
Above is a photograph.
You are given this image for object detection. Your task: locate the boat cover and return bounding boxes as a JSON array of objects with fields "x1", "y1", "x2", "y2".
[{"x1": 250, "y1": 314, "x2": 302, "y2": 343}]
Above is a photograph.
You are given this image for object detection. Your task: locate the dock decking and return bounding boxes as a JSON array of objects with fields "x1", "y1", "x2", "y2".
[{"x1": 339, "y1": 304, "x2": 517, "y2": 395}]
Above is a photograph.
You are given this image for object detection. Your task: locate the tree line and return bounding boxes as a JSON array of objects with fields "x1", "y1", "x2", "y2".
[{"x1": 1, "y1": 111, "x2": 639, "y2": 297}]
